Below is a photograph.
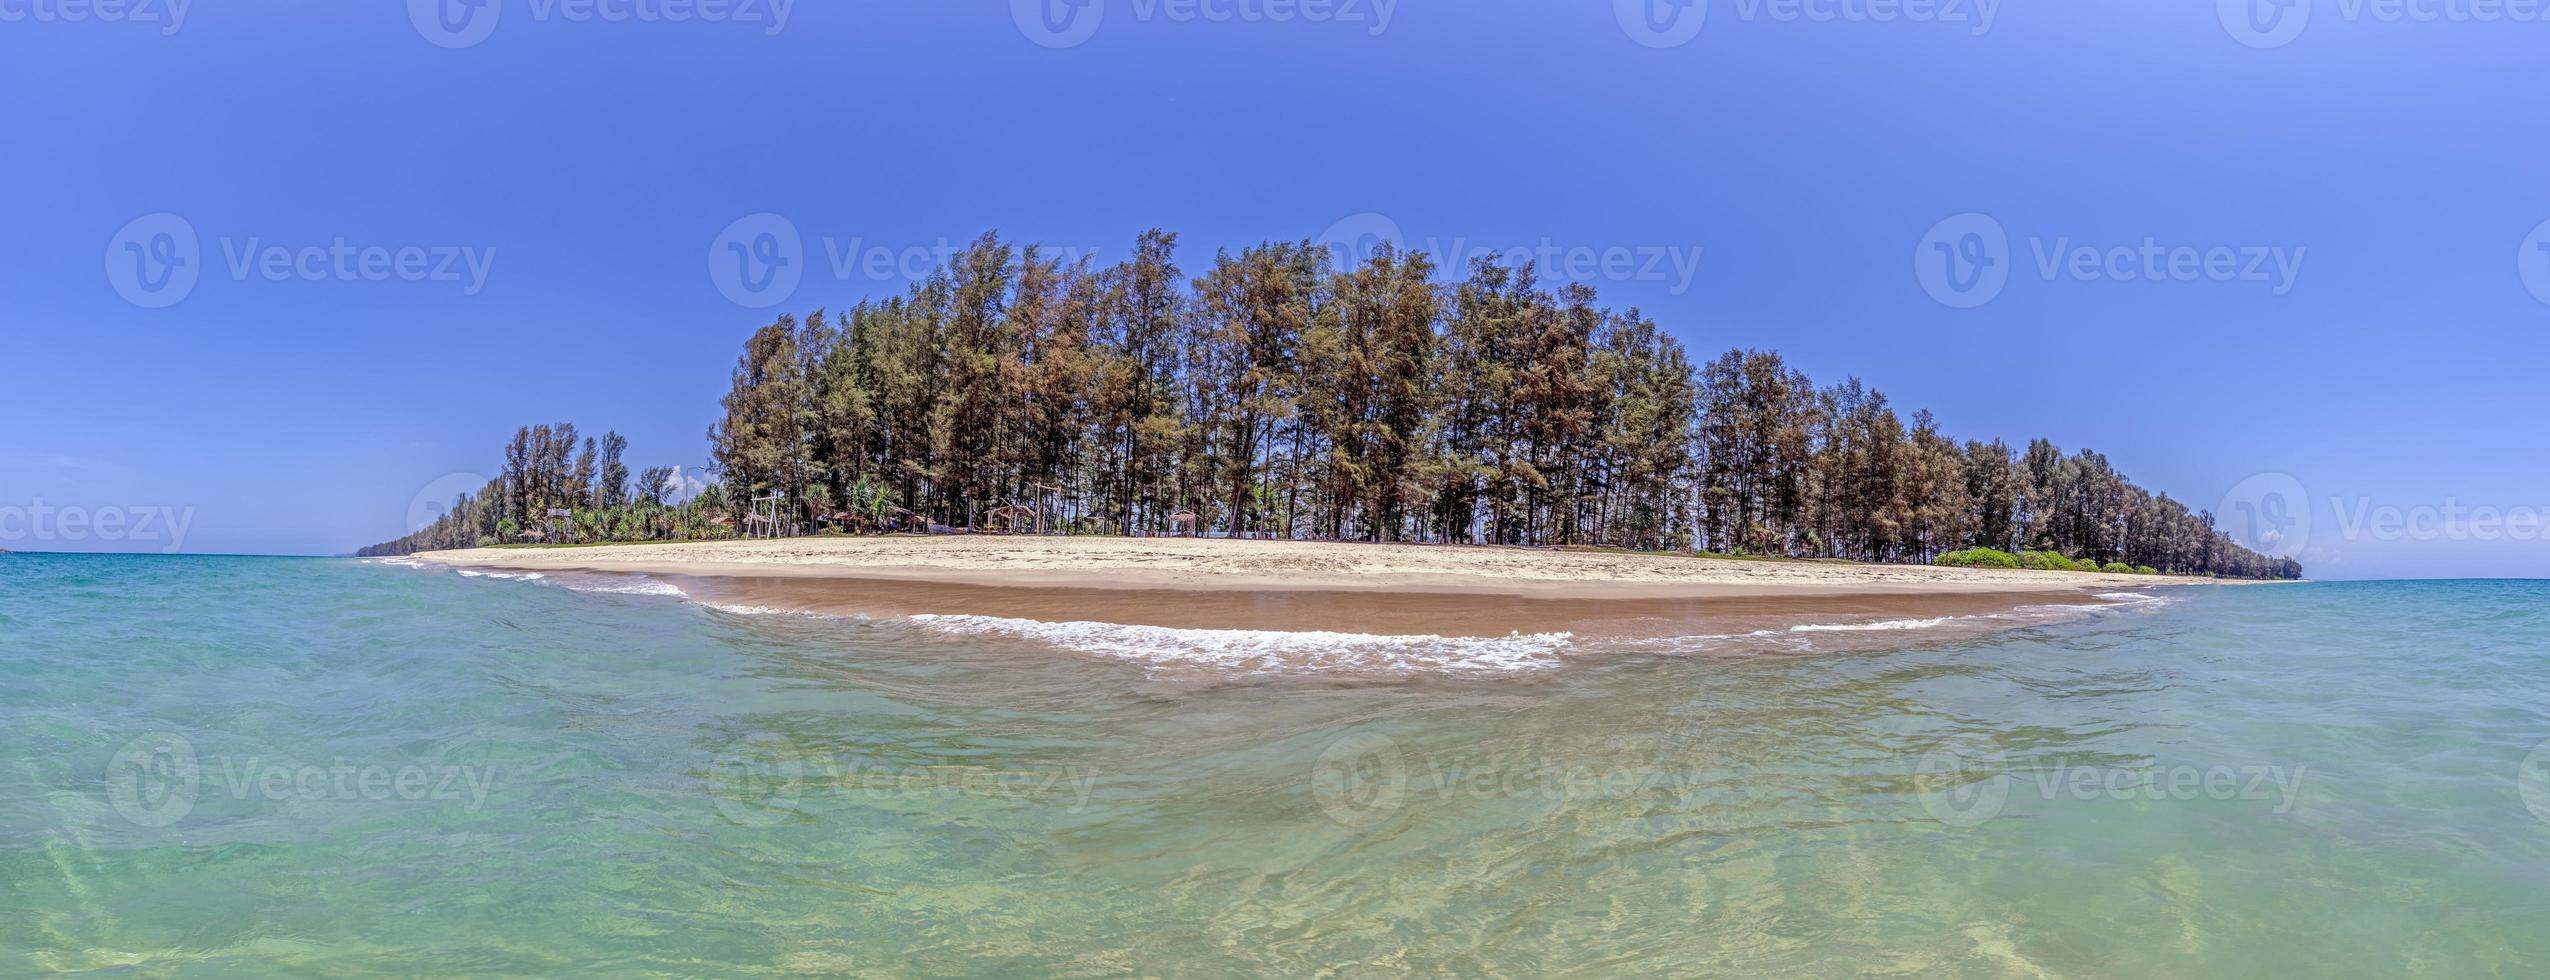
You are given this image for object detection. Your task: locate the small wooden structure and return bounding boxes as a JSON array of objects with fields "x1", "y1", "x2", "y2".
[
  {"x1": 747, "y1": 491, "x2": 789, "y2": 539},
  {"x1": 1168, "y1": 511, "x2": 1201, "y2": 536},
  {"x1": 985, "y1": 504, "x2": 1039, "y2": 534}
]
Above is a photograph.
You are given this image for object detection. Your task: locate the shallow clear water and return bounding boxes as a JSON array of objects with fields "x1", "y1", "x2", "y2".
[{"x1": 4, "y1": 554, "x2": 2548, "y2": 976}]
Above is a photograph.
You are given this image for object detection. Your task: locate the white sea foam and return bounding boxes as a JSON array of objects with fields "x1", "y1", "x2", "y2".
[
  {"x1": 700, "y1": 602, "x2": 860, "y2": 619},
  {"x1": 455, "y1": 569, "x2": 543, "y2": 581},
  {"x1": 705, "y1": 602, "x2": 791, "y2": 615},
  {"x1": 908, "y1": 614, "x2": 1573, "y2": 674},
  {"x1": 2032, "y1": 591, "x2": 2180, "y2": 617},
  {"x1": 1619, "y1": 629, "x2": 1795, "y2": 655},
  {"x1": 567, "y1": 580, "x2": 685, "y2": 597},
  {"x1": 1788, "y1": 617, "x2": 1957, "y2": 633}
]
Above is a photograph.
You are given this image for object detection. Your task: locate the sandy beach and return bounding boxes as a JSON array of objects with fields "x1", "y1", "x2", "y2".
[
  {"x1": 406, "y1": 537, "x2": 2247, "y2": 640},
  {"x1": 412, "y1": 535, "x2": 2222, "y2": 596}
]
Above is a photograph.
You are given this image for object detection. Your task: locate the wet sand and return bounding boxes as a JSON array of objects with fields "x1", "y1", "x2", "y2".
[
  {"x1": 563, "y1": 569, "x2": 2115, "y2": 642},
  {"x1": 410, "y1": 537, "x2": 2210, "y2": 643}
]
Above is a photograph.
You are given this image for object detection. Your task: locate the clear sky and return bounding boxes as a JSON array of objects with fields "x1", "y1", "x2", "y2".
[{"x1": 4, "y1": 1, "x2": 2545, "y2": 579}]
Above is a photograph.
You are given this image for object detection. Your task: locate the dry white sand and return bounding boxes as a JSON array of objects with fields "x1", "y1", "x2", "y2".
[{"x1": 411, "y1": 536, "x2": 2237, "y2": 598}]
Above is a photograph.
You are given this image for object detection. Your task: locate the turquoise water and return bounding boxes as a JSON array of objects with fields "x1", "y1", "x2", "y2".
[{"x1": 5, "y1": 554, "x2": 2549, "y2": 976}]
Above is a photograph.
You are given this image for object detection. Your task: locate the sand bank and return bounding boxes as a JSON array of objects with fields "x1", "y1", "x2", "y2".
[
  {"x1": 404, "y1": 537, "x2": 2254, "y2": 641},
  {"x1": 412, "y1": 535, "x2": 2224, "y2": 598}
]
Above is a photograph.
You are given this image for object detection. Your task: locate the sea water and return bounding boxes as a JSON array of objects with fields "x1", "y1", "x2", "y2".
[{"x1": 4, "y1": 554, "x2": 2547, "y2": 975}]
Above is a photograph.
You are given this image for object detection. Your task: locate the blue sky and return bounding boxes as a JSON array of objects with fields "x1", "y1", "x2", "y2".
[{"x1": 3, "y1": 1, "x2": 2545, "y2": 579}]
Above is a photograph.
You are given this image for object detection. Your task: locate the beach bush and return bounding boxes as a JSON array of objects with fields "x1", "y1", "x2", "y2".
[
  {"x1": 2021, "y1": 550, "x2": 2097, "y2": 572},
  {"x1": 2102, "y1": 561, "x2": 2134, "y2": 574},
  {"x1": 1936, "y1": 547, "x2": 2021, "y2": 569},
  {"x1": 2135, "y1": 565, "x2": 2159, "y2": 575}
]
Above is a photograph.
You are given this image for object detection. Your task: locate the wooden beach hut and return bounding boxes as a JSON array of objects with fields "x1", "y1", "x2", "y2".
[{"x1": 985, "y1": 503, "x2": 1039, "y2": 534}]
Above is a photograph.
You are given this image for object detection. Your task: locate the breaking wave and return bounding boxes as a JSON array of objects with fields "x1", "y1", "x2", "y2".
[
  {"x1": 563, "y1": 579, "x2": 686, "y2": 597},
  {"x1": 907, "y1": 614, "x2": 1574, "y2": 674},
  {"x1": 1789, "y1": 616, "x2": 1956, "y2": 633}
]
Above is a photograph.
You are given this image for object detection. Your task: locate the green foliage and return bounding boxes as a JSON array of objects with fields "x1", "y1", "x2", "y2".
[
  {"x1": 2134, "y1": 565, "x2": 2159, "y2": 575},
  {"x1": 2021, "y1": 550, "x2": 2099, "y2": 572},
  {"x1": 2101, "y1": 561, "x2": 2135, "y2": 574},
  {"x1": 1936, "y1": 547, "x2": 2021, "y2": 569}
]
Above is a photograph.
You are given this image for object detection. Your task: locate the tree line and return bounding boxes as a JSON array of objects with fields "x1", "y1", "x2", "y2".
[
  {"x1": 364, "y1": 229, "x2": 2300, "y2": 580},
  {"x1": 355, "y1": 422, "x2": 719, "y2": 556}
]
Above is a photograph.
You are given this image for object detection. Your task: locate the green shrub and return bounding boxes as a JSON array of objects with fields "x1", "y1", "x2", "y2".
[
  {"x1": 2134, "y1": 565, "x2": 2159, "y2": 575},
  {"x1": 2101, "y1": 561, "x2": 2134, "y2": 574},
  {"x1": 2021, "y1": 550, "x2": 2099, "y2": 572},
  {"x1": 1937, "y1": 547, "x2": 2021, "y2": 569}
]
